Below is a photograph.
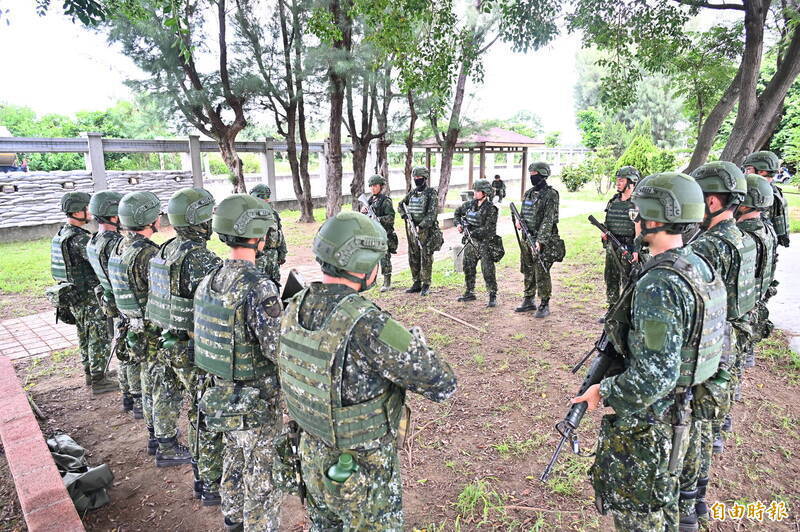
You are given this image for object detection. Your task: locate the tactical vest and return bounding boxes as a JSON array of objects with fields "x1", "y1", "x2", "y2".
[
  {"x1": 492, "y1": 180, "x2": 503, "y2": 190},
  {"x1": 194, "y1": 266, "x2": 269, "y2": 381},
  {"x1": 465, "y1": 203, "x2": 482, "y2": 227},
  {"x1": 406, "y1": 192, "x2": 428, "y2": 224},
  {"x1": 738, "y1": 219, "x2": 776, "y2": 301},
  {"x1": 606, "y1": 251, "x2": 727, "y2": 388},
  {"x1": 87, "y1": 230, "x2": 122, "y2": 294},
  {"x1": 770, "y1": 185, "x2": 789, "y2": 237},
  {"x1": 704, "y1": 229, "x2": 757, "y2": 320},
  {"x1": 146, "y1": 238, "x2": 202, "y2": 332},
  {"x1": 605, "y1": 196, "x2": 635, "y2": 239},
  {"x1": 278, "y1": 290, "x2": 406, "y2": 450},
  {"x1": 51, "y1": 225, "x2": 98, "y2": 292},
  {"x1": 108, "y1": 237, "x2": 158, "y2": 319}
]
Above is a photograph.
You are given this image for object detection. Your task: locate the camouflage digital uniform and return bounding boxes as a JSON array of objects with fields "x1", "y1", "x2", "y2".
[
  {"x1": 594, "y1": 247, "x2": 720, "y2": 531},
  {"x1": 367, "y1": 192, "x2": 397, "y2": 276},
  {"x1": 454, "y1": 198, "x2": 499, "y2": 295},
  {"x1": 603, "y1": 193, "x2": 637, "y2": 307},
  {"x1": 491, "y1": 177, "x2": 506, "y2": 202},
  {"x1": 51, "y1": 223, "x2": 110, "y2": 382},
  {"x1": 768, "y1": 181, "x2": 790, "y2": 247},
  {"x1": 86, "y1": 227, "x2": 134, "y2": 396},
  {"x1": 255, "y1": 210, "x2": 287, "y2": 288},
  {"x1": 399, "y1": 186, "x2": 441, "y2": 288},
  {"x1": 195, "y1": 260, "x2": 284, "y2": 530},
  {"x1": 278, "y1": 283, "x2": 457, "y2": 531},
  {"x1": 737, "y1": 217, "x2": 776, "y2": 351},
  {"x1": 149, "y1": 227, "x2": 224, "y2": 480},
  {"x1": 519, "y1": 183, "x2": 560, "y2": 300}
]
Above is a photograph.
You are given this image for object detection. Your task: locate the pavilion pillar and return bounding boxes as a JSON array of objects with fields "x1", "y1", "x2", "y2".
[
  {"x1": 425, "y1": 148, "x2": 431, "y2": 171},
  {"x1": 468, "y1": 151, "x2": 474, "y2": 189},
  {"x1": 479, "y1": 146, "x2": 486, "y2": 180},
  {"x1": 520, "y1": 147, "x2": 528, "y2": 200}
]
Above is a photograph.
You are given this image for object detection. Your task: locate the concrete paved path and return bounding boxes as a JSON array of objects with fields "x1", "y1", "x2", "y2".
[
  {"x1": 0, "y1": 200, "x2": 605, "y2": 361},
  {"x1": 768, "y1": 243, "x2": 800, "y2": 353}
]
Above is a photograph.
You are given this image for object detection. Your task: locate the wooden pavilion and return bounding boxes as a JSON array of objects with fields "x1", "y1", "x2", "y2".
[{"x1": 415, "y1": 127, "x2": 546, "y2": 197}]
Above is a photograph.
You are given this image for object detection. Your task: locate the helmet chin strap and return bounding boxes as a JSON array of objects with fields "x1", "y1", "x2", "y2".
[{"x1": 321, "y1": 263, "x2": 377, "y2": 292}]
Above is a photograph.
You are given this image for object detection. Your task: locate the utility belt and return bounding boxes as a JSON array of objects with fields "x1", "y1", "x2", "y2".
[{"x1": 199, "y1": 378, "x2": 277, "y2": 432}]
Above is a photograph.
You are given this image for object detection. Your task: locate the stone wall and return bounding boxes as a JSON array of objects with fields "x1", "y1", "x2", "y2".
[{"x1": 0, "y1": 170, "x2": 192, "y2": 230}]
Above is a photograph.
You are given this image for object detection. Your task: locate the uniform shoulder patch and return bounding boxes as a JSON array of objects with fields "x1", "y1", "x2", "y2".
[
  {"x1": 377, "y1": 317, "x2": 413, "y2": 353},
  {"x1": 642, "y1": 319, "x2": 669, "y2": 351}
]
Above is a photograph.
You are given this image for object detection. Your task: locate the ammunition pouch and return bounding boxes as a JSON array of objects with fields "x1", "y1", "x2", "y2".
[
  {"x1": 490, "y1": 235, "x2": 505, "y2": 263},
  {"x1": 691, "y1": 369, "x2": 731, "y2": 421},
  {"x1": 547, "y1": 237, "x2": 566, "y2": 263},
  {"x1": 272, "y1": 431, "x2": 302, "y2": 496},
  {"x1": 45, "y1": 284, "x2": 78, "y2": 325},
  {"x1": 199, "y1": 385, "x2": 269, "y2": 432}
]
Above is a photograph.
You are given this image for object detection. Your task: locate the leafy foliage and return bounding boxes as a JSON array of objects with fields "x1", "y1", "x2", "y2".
[{"x1": 616, "y1": 135, "x2": 676, "y2": 177}]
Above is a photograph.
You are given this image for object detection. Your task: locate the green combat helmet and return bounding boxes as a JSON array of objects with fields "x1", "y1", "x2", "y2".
[
  {"x1": 473, "y1": 179, "x2": 493, "y2": 196},
  {"x1": 213, "y1": 194, "x2": 275, "y2": 247},
  {"x1": 411, "y1": 166, "x2": 430, "y2": 179},
  {"x1": 742, "y1": 151, "x2": 780, "y2": 174},
  {"x1": 313, "y1": 211, "x2": 388, "y2": 291},
  {"x1": 743, "y1": 174, "x2": 774, "y2": 211},
  {"x1": 368, "y1": 174, "x2": 386, "y2": 186},
  {"x1": 616, "y1": 166, "x2": 641, "y2": 184},
  {"x1": 88, "y1": 191, "x2": 123, "y2": 221},
  {"x1": 250, "y1": 184, "x2": 272, "y2": 200},
  {"x1": 528, "y1": 161, "x2": 551, "y2": 177},
  {"x1": 60, "y1": 191, "x2": 91, "y2": 214},
  {"x1": 118, "y1": 191, "x2": 161, "y2": 229},
  {"x1": 691, "y1": 161, "x2": 747, "y2": 209},
  {"x1": 632, "y1": 172, "x2": 705, "y2": 235},
  {"x1": 167, "y1": 187, "x2": 215, "y2": 227}
]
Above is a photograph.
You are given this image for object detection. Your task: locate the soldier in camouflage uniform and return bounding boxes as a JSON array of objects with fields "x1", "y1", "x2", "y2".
[
  {"x1": 399, "y1": 167, "x2": 442, "y2": 296},
  {"x1": 360, "y1": 174, "x2": 397, "y2": 292},
  {"x1": 146, "y1": 188, "x2": 224, "y2": 493},
  {"x1": 736, "y1": 175, "x2": 777, "y2": 368},
  {"x1": 678, "y1": 162, "x2": 757, "y2": 531},
  {"x1": 514, "y1": 162, "x2": 561, "y2": 318},
  {"x1": 251, "y1": 184, "x2": 287, "y2": 289},
  {"x1": 572, "y1": 172, "x2": 726, "y2": 532},
  {"x1": 108, "y1": 191, "x2": 163, "y2": 453},
  {"x1": 743, "y1": 151, "x2": 790, "y2": 248},
  {"x1": 86, "y1": 191, "x2": 133, "y2": 402},
  {"x1": 277, "y1": 211, "x2": 457, "y2": 530},
  {"x1": 194, "y1": 194, "x2": 283, "y2": 532},
  {"x1": 50, "y1": 192, "x2": 114, "y2": 393},
  {"x1": 454, "y1": 179, "x2": 499, "y2": 307},
  {"x1": 491, "y1": 174, "x2": 506, "y2": 203},
  {"x1": 602, "y1": 167, "x2": 641, "y2": 311}
]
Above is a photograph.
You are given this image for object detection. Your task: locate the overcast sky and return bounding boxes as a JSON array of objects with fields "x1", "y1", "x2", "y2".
[{"x1": 0, "y1": 5, "x2": 581, "y2": 143}]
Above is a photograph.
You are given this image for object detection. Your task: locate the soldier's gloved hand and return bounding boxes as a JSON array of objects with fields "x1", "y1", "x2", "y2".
[
  {"x1": 360, "y1": 207, "x2": 368, "y2": 215},
  {"x1": 571, "y1": 383, "x2": 602, "y2": 411},
  {"x1": 778, "y1": 235, "x2": 790, "y2": 247}
]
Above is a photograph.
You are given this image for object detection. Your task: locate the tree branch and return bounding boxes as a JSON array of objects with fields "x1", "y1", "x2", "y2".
[{"x1": 670, "y1": 0, "x2": 745, "y2": 10}]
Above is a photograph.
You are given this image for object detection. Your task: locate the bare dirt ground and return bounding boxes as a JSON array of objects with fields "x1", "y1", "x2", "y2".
[{"x1": 2, "y1": 253, "x2": 800, "y2": 531}]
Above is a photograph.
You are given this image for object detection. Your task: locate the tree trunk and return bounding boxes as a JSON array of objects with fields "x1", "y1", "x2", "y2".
[
  {"x1": 403, "y1": 90, "x2": 417, "y2": 192},
  {"x1": 376, "y1": 137, "x2": 390, "y2": 191},
  {"x1": 436, "y1": 59, "x2": 470, "y2": 211},
  {"x1": 219, "y1": 134, "x2": 246, "y2": 192},
  {"x1": 350, "y1": 140, "x2": 369, "y2": 209},
  {"x1": 288, "y1": 0, "x2": 314, "y2": 222}
]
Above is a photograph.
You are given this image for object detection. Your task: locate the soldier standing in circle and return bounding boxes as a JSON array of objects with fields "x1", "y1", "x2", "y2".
[
  {"x1": 454, "y1": 179, "x2": 499, "y2": 307},
  {"x1": 361, "y1": 174, "x2": 397, "y2": 292},
  {"x1": 51, "y1": 192, "x2": 114, "y2": 392},
  {"x1": 572, "y1": 172, "x2": 726, "y2": 532},
  {"x1": 193, "y1": 194, "x2": 283, "y2": 532},
  {"x1": 601, "y1": 167, "x2": 641, "y2": 317},
  {"x1": 86, "y1": 191, "x2": 132, "y2": 403},
  {"x1": 743, "y1": 151, "x2": 790, "y2": 248},
  {"x1": 108, "y1": 191, "x2": 163, "y2": 453},
  {"x1": 145, "y1": 188, "x2": 224, "y2": 499},
  {"x1": 491, "y1": 174, "x2": 506, "y2": 203},
  {"x1": 399, "y1": 166, "x2": 442, "y2": 296},
  {"x1": 277, "y1": 211, "x2": 457, "y2": 530},
  {"x1": 735, "y1": 175, "x2": 777, "y2": 368},
  {"x1": 251, "y1": 184, "x2": 287, "y2": 289},
  {"x1": 514, "y1": 161, "x2": 560, "y2": 318},
  {"x1": 677, "y1": 162, "x2": 756, "y2": 531}
]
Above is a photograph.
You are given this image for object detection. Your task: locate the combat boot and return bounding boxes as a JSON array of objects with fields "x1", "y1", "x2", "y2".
[
  {"x1": 84, "y1": 371, "x2": 92, "y2": 386},
  {"x1": 91, "y1": 375, "x2": 118, "y2": 395},
  {"x1": 679, "y1": 512, "x2": 699, "y2": 532},
  {"x1": 131, "y1": 394, "x2": 144, "y2": 419},
  {"x1": 420, "y1": 284, "x2": 431, "y2": 296},
  {"x1": 200, "y1": 481, "x2": 221, "y2": 507},
  {"x1": 192, "y1": 461, "x2": 202, "y2": 499},
  {"x1": 155, "y1": 436, "x2": 193, "y2": 467},
  {"x1": 405, "y1": 282, "x2": 421, "y2": 293},
  {"x1": 678, "y1": 488, "x2": 700, "y2": 532},
  {"x1": 721, "y1": 413, "x2": 732, "y2": 432},
  {"x1": 596, "y1": 317, "x2": 605, "y2": 324},
  {"x1": 744, "y1": 347, "x2": 756, "y2": 368},
  {"x1": 514, "y1": 297, "x2": 536, "y2": 312},
  {"x1": 122, "y1": 393, "x2": 134, "y2": 412},
  {"x1": 534, "y1": 299, "x2": 550, "y2": 318},
  {"x1": 380, "y1": 274, "x2": 392, "y2": 292},
  {"x1": 695, "y1": 477, "x2": 709, "y2": 524},
  {"x1": 733, "y1": 383, "x2": 742, "y2": 402},
  {"x1": 147, "y1": 426, "x2": 158, "y2": 456},
  {"x1": 224, "y1": 517, "x2": 244, "y2": 532},
  {"x1": 486, "y1": 293, "x2": 497, "y2": 308},
  {"x1": 712, "y1": 433, "x2": 724, "y2": 454},
  {"x1": 457, "y1": 291, "x2": 476, "y2": 302}
]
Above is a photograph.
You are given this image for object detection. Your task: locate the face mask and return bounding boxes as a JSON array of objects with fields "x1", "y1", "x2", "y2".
[
  {"x1": 414, "y1": 178, "x2": 426, "y2": 189},
  {"x1": 530, "y1": 174, "x2": 545, "y2": 188}
]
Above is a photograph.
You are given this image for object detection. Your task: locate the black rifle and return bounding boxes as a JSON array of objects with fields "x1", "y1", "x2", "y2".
[
  {"x1": 455, "y1": 224, "x2": 478, "y2": 257},
  {"x1": 357, "y1": 193, "x2": 378, "y2": 221},
  {"x1": 540, "y1": 331, "x2": 623, "y2": 481},
  {"x1": 587, "y1": 215, "x2": 634, "y2": 262},
  {"x1": 287, "y1": 420, "x2": 307, "y2": 505},
  {"x1": 510, "y1": 202, "x2": 546, "y2": 269},
  {"x1": 399, "y1": 203, "x2": 423, "y2": 251},
  {"x1": 281, "y1": 269, "x2": 307, "y2": 305}
]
